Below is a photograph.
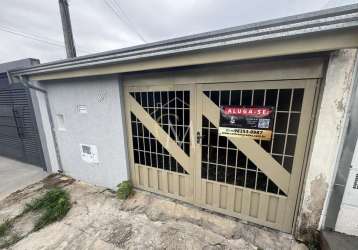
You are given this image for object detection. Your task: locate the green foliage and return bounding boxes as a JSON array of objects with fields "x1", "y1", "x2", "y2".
[
  {"x1": 0, "y1": 234, "x2": 22, "y2": 249},
  {"x1": 25, "y1": 188, "x2": 71, "y2": 231},
  {"x1": 0, "y1": 188, "x2": 71, "y2": 248},
  {"x1": 308, "y1": 241, "x2": 319, "y2": 250},
  {"x1": 117, "y1": 180, "x2": 133, "y2": 200},
  {"x1": 0, "y1": 220, "x2": 12, "y2": 238}
]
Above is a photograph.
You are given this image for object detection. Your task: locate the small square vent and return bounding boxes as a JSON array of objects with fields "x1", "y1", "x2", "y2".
[{"x1": 77, "y1": 105, "x2": 88, "y2": 114}]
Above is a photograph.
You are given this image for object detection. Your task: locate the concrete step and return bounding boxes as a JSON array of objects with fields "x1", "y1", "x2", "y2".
[{"x1": 321, "y1": 230, "x2": 358, "y2": 250}]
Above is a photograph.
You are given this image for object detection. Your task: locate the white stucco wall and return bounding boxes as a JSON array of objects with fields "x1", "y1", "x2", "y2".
[
  {"x1": 296, "y1": 49, "x2": 358, "y2": 240},
  {"x1": 40, "y1": 75, "x2": 129, "y2": 189}
]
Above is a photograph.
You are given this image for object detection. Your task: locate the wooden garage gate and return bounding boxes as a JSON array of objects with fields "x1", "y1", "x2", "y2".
[{"x1": 123, "y1": 58, "x2": 323, "y2": 233}]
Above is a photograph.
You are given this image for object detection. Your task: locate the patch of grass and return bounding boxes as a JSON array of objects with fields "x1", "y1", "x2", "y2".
[
  {"x1": 25, "y1": 188, "x2": 71, "y2": 231},
  {"x1": 117, "y1": 180, "x2": 133, "y2": 200},
  {"x1": 0, "y1": 233, "x2": 22, "y2": 249},
  {"x1": 0, "y1": 220, "x2": 12, "y2": 238},
  {"x1": 0, "y1": 188, "x2": 71, "y2": 248},
  {"x1": 308, "y1": 241, "x2": 320, "y2": 250}
]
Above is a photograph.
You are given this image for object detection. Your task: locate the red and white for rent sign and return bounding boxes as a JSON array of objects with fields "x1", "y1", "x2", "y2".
[{"x1": 219, "y1": 106, "x2": 274, "y2": 140}]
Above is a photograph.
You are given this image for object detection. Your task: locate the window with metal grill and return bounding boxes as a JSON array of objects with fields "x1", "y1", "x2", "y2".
[
  {"x1": 201, "y1": 88, "x2": 304, "y2": 196},
  {"x1": 130, "y1": 91, "x2": 191, "y2": 156},
  {"x1": 130, "y1": 112, "x2": 188, "y2": 174}
]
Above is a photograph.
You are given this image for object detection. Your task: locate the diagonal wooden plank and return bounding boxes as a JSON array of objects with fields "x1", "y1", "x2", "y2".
[
  {"x1": 128, "y1": 94, "x2": 192, "y2": 175},
  {"x1": 202, "y1": 94, "x2": 290, "y2": 193}
]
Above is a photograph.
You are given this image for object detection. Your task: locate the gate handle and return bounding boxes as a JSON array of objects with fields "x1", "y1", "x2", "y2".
[
  {"x1": 13, "y1": 108, "x2": 25, "y2": 139},
  {"x1": 196, "y1": 131, "x2": 202, "y2": 144}
]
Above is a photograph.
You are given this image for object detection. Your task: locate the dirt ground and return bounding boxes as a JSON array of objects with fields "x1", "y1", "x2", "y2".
[{"x1": 0, "y1": 175, "x2": 307, "y2": 250}]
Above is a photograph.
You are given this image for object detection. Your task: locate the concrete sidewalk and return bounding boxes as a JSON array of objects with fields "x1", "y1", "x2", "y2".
[
  {"x1": 0, "y1": 175, "x2": 308, "y2": 249},
  {"x1": 0, "y1": 156, "x2": 48, "y2": 201}
]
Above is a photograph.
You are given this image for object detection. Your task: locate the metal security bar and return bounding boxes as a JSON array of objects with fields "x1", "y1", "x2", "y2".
[
  {"x1": 201, "y1": 88, "x2": 304, "y2": 195},
  {"x1": 130, "y1": 91, "x2": 191, "y2": 156},
  {"x1": 131, "y1": 112, "x2": 187, "y2": 174}
]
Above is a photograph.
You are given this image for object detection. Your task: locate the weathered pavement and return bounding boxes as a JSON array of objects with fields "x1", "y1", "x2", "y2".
[
  {"x1": 0, "y1": 156, "x2": 48, "y2": 201},
  {"x1": 0, "y1": 175, "x2": 307, "y2": 249}
]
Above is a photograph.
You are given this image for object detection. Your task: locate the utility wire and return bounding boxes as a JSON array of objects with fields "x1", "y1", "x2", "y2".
[
  {"x1": 110, "y1": 0, "x2": 146, "y2": 42},
  {"x1": 0, "y1": 24, "x2": 93, "y2": 54},
  {"x1": 104, "y1": 0, "x2": 146, "y2": 43},
  {"x1": 0, "y1": 25, "x2": 65, "y2": 48}
]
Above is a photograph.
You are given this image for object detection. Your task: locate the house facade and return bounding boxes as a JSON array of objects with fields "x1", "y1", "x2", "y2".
[{"x1": 8, "y1": 4, "x2": 358, "y2": 242}]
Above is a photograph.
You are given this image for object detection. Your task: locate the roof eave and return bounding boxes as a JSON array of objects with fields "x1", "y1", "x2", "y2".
[{"x1": 9, "y1": 3, "x2": 358, "y2": 80}]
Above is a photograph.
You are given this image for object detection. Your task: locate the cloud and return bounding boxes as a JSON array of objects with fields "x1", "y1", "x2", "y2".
[{"x1": 0, "y1": 0, "x2": 356, "y2": 63}]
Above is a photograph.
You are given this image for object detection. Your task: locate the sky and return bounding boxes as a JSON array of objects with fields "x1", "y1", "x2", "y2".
[{"x1": 0, "y1": 0, "x2": 357, "y2": 64}]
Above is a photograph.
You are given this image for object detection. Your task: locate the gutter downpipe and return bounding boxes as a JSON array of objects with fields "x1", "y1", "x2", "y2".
[{"x1": 17, "y1": 75, "x2": 64, "y2": 173}]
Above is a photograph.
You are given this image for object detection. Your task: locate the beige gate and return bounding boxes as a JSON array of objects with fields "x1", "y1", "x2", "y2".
[
  {"x1": 195, "y1": 80, "x2": 316, "y2": 232},
  {"x1": 123, "y1": 60, "x2": 320, "y2": 233},
  {"x1": 124, "y1": 84, "x2": 196, "y2": 203}
]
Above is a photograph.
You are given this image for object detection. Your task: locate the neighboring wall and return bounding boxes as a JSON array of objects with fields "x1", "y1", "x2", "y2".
[
  {"x1": 38, "y1": 75, "x2": 128, "y2": 189},
  {"x1": 0, "y1": 58, "x2": 45, "y2": 167},
  {"x1": 335, "y1": 141, "x2": 358, "y2": 235},
  {"x1": 334, "y1": 77, "x2": 358, "y2": 236},
  {"x1": 296, "y1": 49, "x2": 358, "y2": 241}
]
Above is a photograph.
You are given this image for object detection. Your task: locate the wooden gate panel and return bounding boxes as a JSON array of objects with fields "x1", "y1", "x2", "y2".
[
  {"x1": 134, "y1": 164, "x2": 192, "y2": 199},
  {"x1": 128, "y1": 94, "x2": 192, "y2": 174},
  {"x1": 197, "y1": 79, "x2": 317, "y2": 232},
  {"x1": 200, "y1": 179, "x2": 287, "y2": 228},
  {"x1": 124, "y1": 85, "x2": 195, "y2": 203}
]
